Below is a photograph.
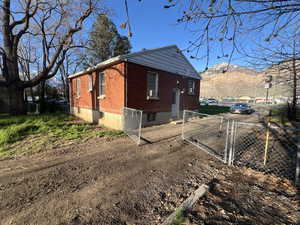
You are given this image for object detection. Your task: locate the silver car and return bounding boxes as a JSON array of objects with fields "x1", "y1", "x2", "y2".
[{"x1": 230, "y1": 103, "x2": 254, "y2": 114}]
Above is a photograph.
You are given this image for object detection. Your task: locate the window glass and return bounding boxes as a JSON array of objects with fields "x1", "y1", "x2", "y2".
[
  {"x1": 147, "y1": 72, "x2": 158, "y2": 97},
  {"x1": 188, "y1": 80, "x2": 195, "y2": 95},
  {"x1": 147, "y1": 113, "x2": 156, "y2": 122},
  {"x1": 99, "y1": 72, "x2": 105, "y2": 96},
  {"x1": 88, "y1": 74, "x2": 93, "y2": 91},
  {"x1": 76, "y1": 78, "x2": 80, "y2": 97}
]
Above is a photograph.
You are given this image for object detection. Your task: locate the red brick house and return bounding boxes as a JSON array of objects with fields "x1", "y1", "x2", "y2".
[{"x1": 69, "y1": 45, "x2": 200, "y2": 130}]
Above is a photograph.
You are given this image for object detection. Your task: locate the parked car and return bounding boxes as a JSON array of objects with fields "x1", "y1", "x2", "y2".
[
  {"x1": 55, "y1": 98, "x2": 68, "y2": 105},
  {"x1": 199, "y1": 99, "x2": 209, "y2": 105},
  {"x1": 230, "y1": 103, "x2": 254, "y2": 114},
  {"x1": 207, "y1": 98, "x2": 218, "y2": 104}
]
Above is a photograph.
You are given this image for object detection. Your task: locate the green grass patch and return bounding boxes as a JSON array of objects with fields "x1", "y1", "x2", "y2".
[
  {"x1": 171, "y1": 209, "x2": 187, "y2": 225},
  {"x1": 199, "y1": 105, "x2": 230, "y2": 115},
  {"x1": 0, "y1": 113, "x2": 124, "y2": 158}
]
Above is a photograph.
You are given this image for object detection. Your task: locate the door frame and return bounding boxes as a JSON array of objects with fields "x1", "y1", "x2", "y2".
[{"x1": 171, "y1": 88, "x2": 180, "y2": 119}]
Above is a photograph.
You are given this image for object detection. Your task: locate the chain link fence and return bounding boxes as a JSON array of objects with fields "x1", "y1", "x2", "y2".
[
  {"x1": 123, "y1": 107, "x2": 143, "y2": 145},
  {"x1": 182, "y1": 111, "x2": 300, "y2": 183},
  {"x1": 229, "y1": 122, "x2": 300, "y2": 182},
  {"x1": 182, "y1": 110, "x2": 230, "y2": 162}
]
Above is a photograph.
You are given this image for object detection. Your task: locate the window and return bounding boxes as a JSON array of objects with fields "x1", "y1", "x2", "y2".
[
  {"x1": 76, "y1": 78, "x2": 81, "y2": 97},
  {"x1": 188, "y1": 80, "x2": 195, "y2": 95},
  {"x1": 88, "y1": 74, "x2": 93, "y2": 91},
  {"x1": 147, "y1": 112, "x2": 156, "y2": 122},
  {"x1": 98, "y1": 72, "x2": 105, "y2": 97},
  {"x1": 147, "y1": 71, "x2": 158, "y2": 98}
]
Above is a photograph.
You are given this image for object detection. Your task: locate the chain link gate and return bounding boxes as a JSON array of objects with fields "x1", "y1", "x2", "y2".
[
  {"x1": 182, "y1": 110, "x2": 300, "y2": 183},
  {"x1": 182, "y1": 110, "x2": 231, "y2": 163},
  {"x1": 228, "y1": 122, "x2": 300, "y2": 182},
  {"x1": 123, "y1": 107, "x2": 143, "y2": 145}
]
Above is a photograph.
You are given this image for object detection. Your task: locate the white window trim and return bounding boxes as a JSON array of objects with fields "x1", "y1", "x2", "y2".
[
  {"x1": 147, "y1": 71, "x2": 159, "y2": 100},
  {"x1": 98, "y1": 72, "x2": 106, "y2": 98}
]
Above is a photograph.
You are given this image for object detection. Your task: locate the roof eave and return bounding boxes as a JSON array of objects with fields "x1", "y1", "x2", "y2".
[{"x1": 68, "y1": 56, "x2": 124, "y2": 79}]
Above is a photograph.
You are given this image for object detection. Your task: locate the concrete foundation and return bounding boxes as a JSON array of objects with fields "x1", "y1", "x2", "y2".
[
  {"x1": 71, "y1": 106, "x2": 186, "y2": 130},
  {"x1": 142, "y1": 111, "x2": 185, "y2": 127},
  {"x1": 98, "y1": 111, "x2": 124, "y2": 130},
  {"x1": 70, "y1": 107, "x2": 100, "y2": 124},
  {"x1": 70, "y1": 107, "x2": 123, "y2": 130}
]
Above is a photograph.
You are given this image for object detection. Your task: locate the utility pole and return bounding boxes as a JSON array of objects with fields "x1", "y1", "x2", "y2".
[{"x1": 265, "y1": 75, "x2": 273, "y2": 104}]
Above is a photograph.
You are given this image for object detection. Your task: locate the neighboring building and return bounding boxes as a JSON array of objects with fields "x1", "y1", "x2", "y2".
[
  {"x1": 239, "y1": 96, "x2": 254, "y2": 103},
  {"x1": 68, "y1": 45, "x2": 200, "y2": 130}
]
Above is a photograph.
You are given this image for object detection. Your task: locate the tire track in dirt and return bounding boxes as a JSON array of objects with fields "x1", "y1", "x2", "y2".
[{"x1": 0, "y1": 132, "x2": 217, "y2": 225}]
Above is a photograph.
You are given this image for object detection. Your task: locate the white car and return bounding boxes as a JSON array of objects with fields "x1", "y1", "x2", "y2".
[{"x1": 207, "y1": 98, "x2": 218, "y2": 104}]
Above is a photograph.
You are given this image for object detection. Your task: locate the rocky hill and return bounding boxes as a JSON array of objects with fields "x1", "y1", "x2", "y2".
[
  {"x1": 200, "y1": 63, "x2": 295, "y2": 99},
  {"x1": 202, "y1": 63, "x2": 259, "y2": 76}
]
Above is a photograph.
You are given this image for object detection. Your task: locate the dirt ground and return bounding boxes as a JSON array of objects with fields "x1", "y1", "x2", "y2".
[
  {"x1": 185, "y1": 168, "x2": 300, "y2": 225},
  {"x1": 0, "y1": 113, "x2": 298, "y2": 225}
]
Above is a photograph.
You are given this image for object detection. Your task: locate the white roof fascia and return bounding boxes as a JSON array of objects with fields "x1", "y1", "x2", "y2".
[{"x1": 68, "y1": 55, "x2": 123, "y2": 79}]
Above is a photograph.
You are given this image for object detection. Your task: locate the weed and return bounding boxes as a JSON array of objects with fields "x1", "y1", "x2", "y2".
[{"x1": 171, "y1": 209, "x2": 187, "y2": 225}]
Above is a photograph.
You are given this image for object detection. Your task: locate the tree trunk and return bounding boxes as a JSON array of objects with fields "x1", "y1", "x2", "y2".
[
  {"x1": 39, "y1": 81, "x2": 46, "y2": 113},
  {"x1": 7, "y1": 85, "x2": 26, "y2": 115}
]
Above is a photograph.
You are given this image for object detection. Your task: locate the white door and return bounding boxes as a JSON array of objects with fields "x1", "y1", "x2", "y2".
[{"x1": 171, "y1": 88, "x2": 180, "y2": 118}]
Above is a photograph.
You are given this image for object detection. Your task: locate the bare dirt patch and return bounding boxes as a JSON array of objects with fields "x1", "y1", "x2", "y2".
[
  {"x1": 0, "y1": 122, "x2": 298, "y2": 225},
  {"x1": 185, "y1": 168, "x2": 300, "y2": 225}
]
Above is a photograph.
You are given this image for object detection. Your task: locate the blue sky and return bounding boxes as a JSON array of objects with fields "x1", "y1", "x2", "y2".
[
  {"x1": 101, "y1": 0, "x2": 235, "y2": 72},
  {"x1": 97, "y1": 1, "x2": 295, "y2": 72}
]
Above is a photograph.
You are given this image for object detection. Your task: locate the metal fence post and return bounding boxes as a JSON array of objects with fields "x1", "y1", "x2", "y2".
[
  {"x1": 232, "y1": 120, "x2": 238, "y2": 164},
  {"x1": 138, "y1": 111, "x2": 143, "y2": 145},
  {"x1": 228, "y1": 120, "x2": 235, "y2": 166},
  {"x1": 224, "y1": 120, "x2": 230, "y2": 163},
  {"x1": 182, "y1": 110, "x2": 186, "y2": 140}
]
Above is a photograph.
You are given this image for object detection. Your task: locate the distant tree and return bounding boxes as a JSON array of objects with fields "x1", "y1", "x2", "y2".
[
  {"x1": 58, "y1": 50, "x2": 82, "y2": 102},
  {"x1": 82, "y1": 14, "x2": 132, "y2": 67}
]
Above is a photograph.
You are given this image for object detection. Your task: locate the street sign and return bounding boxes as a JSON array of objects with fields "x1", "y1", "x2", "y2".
[
  {"x1": 265, "y1": 75, "x2": 273, "y2": 83},
  {"x1": 265, "y1": 83, "x2": 272, "y2": 89}
]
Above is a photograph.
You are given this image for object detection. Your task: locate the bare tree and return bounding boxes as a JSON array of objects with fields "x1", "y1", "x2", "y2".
[
  {"x1": 58, "y1": 50, "x2": 82, "y2": 102},
  {"x1": 0, "y1": 0, "x2": 102, "y2": 115},
  {"x1": 18, "y1": 37, "x2": 39, "y2": 103},
  {"x1": 243, "y1": 31, "x2": 300, "y2": 120},
  {"x1": 160, "y1": 0, "x2": 300, "y2": 70}
]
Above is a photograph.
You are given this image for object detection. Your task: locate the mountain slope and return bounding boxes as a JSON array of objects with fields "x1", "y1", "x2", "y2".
[{"x1": 200, "y1": 63, "x2": 294, "y2": 99}]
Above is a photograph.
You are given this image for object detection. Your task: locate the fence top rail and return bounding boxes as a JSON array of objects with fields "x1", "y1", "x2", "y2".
[
  {"x1": 183, "y1": 110, "x2": 224, "y2": 119},
  {"x1": 237, "y1": 121, "x2": 300, "y2": 131},
  {"x1": 236, "y1": 122, "x2": 265, "y2": 128},
  {"x1": 123, "y1": 107, "x2": 143, "y2": 113}
]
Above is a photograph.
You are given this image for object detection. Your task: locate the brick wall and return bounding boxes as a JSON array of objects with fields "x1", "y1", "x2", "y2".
[
  {"x1": 70, "y1": 63, "x2": 125, "y2": 114},
  {"x1": 70, "y1": 61, "x2": 199, "y2": 116},
  {"x1": 126, "y1": 62, "x2": 200, "y2": 113}
]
